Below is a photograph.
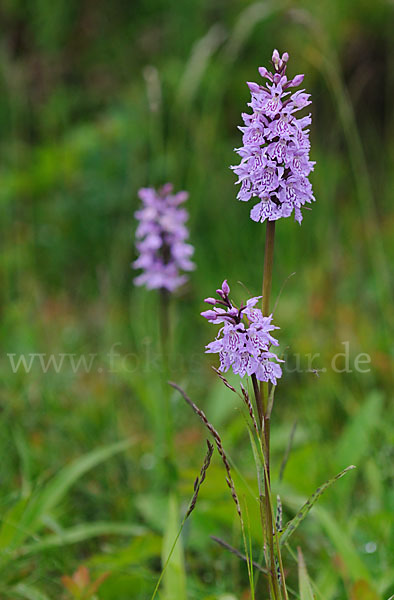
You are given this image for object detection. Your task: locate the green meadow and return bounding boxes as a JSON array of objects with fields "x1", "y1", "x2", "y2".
[{"x1": 0, "y1": 1, "x2": 392, "y2": 598}]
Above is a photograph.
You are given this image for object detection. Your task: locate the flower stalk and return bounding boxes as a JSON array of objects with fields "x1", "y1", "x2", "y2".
[
  {"x1": 133, "y1": 183, "x2": 195, "y2": 488},
  {"x1": 159, "y1": 286, "x2": 175, "y2": 484},
  {"x1": 259, "y1": 220, "x2": 288, "y2": 599},
  {"x1": 262, "y1": 221, "x2": 276, "y2": 318},
  {"x1": 159, "y1": 286, "x2": 170, "y2": 367},
  {"x1": 202, "y1": 279, "x2": 284, "y2": 598},
  {"x1": 178, "y1": 47, "x2": 315, "y2": 599}
]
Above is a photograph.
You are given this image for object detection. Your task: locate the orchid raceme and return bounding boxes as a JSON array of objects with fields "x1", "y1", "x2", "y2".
[
  {"x1": 231, "y1": 49, "x2": 315, "y2": 224},
  {"x1": 201, "y1": 280, "x2": 283, "y2": 385},
  {"x1": 133, "y1": 184, "x2": 195, "y2": 291}
]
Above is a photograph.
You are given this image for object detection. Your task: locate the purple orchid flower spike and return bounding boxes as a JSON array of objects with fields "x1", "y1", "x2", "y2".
[
  {"x1": 231, "y1": 49, "x2": 315, "y2": 224},
  {"x1": 133, "y1": 184, "x2": 195, "y2": 291},
  {"x1": 201, "y1": 281, "x2": 283, "y2": 385}
]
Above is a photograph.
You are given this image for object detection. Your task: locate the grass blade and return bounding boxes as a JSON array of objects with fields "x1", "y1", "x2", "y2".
[
  {"x1": 12, "y1": 583, "x2": 50, "y2": 600},
  {"x1": 279, "y1": 421, "x2": 297, "y2": 482},
  {"x1": 314, "y1": 506, "x2": 371, "y2": 582},
  {"x1": 280, "y1": 465, "x2": 356, "y2": 546},
  {"x1": 33, "y1": 438, "x2": 134, "y2": 518},
  {"x1": 335, "y1": 392, "x2": 382, "y2": 502},
  {"x1": 178, "y1": 24, "x2": 227, "y2": 103},
  {"x1": 224, "y1": 1, "x2": 284, "y2": 62},
  {"x1": 161, "y1": 494, "x2": 187, "y2": 600},
  {"x1": 211, "y1": 536, "x2": 268, "y2": 575},
  {"x1": 298, "y1": 547, "x2": 315, "y2": 600},
  {"x1": 20, "y1": 522, "x2": 146, "y2": 556},
  {"x1": 151, "y1": 442, "x2": 213, "y2": 600},
  {"x1": 0, "y1": 498, "x2": 30, "y2": 551},
  {"x1": 0, "y1": 438, "x2": 134, "y2": 555}
]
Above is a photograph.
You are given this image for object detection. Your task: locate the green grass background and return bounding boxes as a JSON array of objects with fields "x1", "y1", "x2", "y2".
[{"x1": 0, "y1": 0, "x2": 393, "y2": 598}]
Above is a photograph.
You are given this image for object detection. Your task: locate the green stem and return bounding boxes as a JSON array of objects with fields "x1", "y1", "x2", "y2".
[
  {"x1": 151, "y1": 516, "x2": 186, "y2": 600},
  {"x1": 159, "y1": 288, "x2": 176, "y2": 487},
  {"x1": 252, "y1": 373, "x2": 263, "y2": 429},
  {"x1": 265, "y1": 474, "x2": 281, "y2": 600},
  {"x1": 262, "y1": 221, "x2": 276, "y2": 317},
  {"x1": 260, "y1": 221, "x2": 276, "y2": 412},
  {"x1": 259, "y1": 220, "x2": 286, "y2": 599},
  {"x1": 159, "y1": 287, "x2": 170, "y2": 368},
  {"x1": 260, "y1": 219, "x2": 275, "y2": 465}
]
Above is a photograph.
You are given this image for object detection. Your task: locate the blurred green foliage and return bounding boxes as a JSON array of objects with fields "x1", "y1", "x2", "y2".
[{"x1": 0, "y1": 0, "x2": 393, "y2": 598}]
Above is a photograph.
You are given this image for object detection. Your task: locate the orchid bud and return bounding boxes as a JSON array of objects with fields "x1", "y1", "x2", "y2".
[
  {"x1": 289, "y1": 73, "x2": 305, "y2": 88},
  {"x1": 201, "y1": 310, "x2": 218, "y2": 321},
  {"x1": 272, "y1": 49, "x2": 280, "y2": 67},
  {"x1": 221, "y1": 280, "x2": 230, "y2": 295},
  {"x1": 258, "y1": 66, "x2": 269, "y2": 79},
  {"x1": 247, "y1": 81, "x2": 260, "y2": 94}
]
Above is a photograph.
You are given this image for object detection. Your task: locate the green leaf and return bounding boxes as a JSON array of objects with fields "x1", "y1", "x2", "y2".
[
  {"x1": 32, "y1": 438, "x2": 134, "y2": 518},
  {"x1": 298, "y1": 547, "x2": 316, "y2": 600},
  {"x1": 225, "y1": 0, "x2": 285, "y2": 62},
  {"x1": 335, "y1": 392, "x2": 382, "y2": 500},
  {"x1": 337, "y1": 392, "x2": 382, "y2": 465},
  {"x1": 12, "y1": 583, "x2": 50, "y2": 600},
  {"x1": 13, "y1": 428, "x2": 32, "y2": 498},
  {"x1": 246, "y1": 425, "x2": 264, "y2": 498},
  {"x1": 313, "y1": 507, "x2": 371, "y2": 582},
  {"x1": 88, "y1": 533, "x2": 161, "y2": 569},
  {"x1": 280, "y1": 465, "x2": 356, "y2": 546},
  {"x1": 178, "y1": 25, "x2": 227, "y2": 104},
  {"x1": 135, "y1": 494, "x2": 169, "y2": 533},
  {"x1": 20, "y1": 522, "x2": 146, "y2": 556},
  {"x1": 0, "y1": 497, "x2": 30, "y2": 551},
  {"x1": 161, "y1": 494, "x2": 187, "y2": 600},
  {"x1": 0, "y1": 438, "x2": 134, "y2": 557}
]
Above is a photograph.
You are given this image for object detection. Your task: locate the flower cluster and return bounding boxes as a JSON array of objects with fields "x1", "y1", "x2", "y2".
[
  {"x1": 201, "y1": 280, "x2": 283, "y2": 385},
  {"x1": 133, "y1": 184, "x2": 195, "y2": 291},
  {"x1": 231, "y1": 49, "x2": 315, "y2": 224}
]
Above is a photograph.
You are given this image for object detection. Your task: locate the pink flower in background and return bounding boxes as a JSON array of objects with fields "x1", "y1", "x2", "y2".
[{"x1": 133, "y1": 184, "x2": 195, "y2": 291}]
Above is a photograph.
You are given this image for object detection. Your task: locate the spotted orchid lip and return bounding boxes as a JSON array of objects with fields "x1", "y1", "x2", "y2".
[{"x1": 202, "y1": 282, "x2": 282, "y2": 385}]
